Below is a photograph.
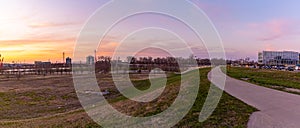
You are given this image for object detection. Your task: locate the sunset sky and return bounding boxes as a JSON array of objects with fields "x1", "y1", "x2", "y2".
[{"x1": 1, "y1": 0, "x2": 300, "y2": 63}]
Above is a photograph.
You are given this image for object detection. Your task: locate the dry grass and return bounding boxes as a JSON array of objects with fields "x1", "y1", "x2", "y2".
[{"x1": 0, "y1": 69, "x2": 256, "y2": 127}]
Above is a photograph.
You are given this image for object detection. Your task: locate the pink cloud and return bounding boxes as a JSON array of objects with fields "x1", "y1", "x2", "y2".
[
  {"x1": 249, "y1": 19, "x2": 294, "y2": 41},
  {"x1": 235, "y1": 19, "x2": 297, "y2": 42},
  {"x1": 0, "y1": 37, "x2": 75, "y2": 46},
  {"x1": 28, "y1": 22, "x2": 80, "y2": 28},
  {"x1": 263, "y1": 43, "x2": 275, "y2": 51}
]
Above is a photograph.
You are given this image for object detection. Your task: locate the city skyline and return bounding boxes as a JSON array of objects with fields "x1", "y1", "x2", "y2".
[{"x1": 1, "y1": 0, "x2": 300, "y2": 63}]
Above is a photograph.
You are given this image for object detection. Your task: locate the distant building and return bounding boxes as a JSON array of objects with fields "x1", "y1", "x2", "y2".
[
  {"x1": 258, "y1": 52, "x2": 263, "y2": 64},
  {"x1": 86, "y1": 55, "x2": 95, "y2": 65},
  {"x1": 35, "y1": 61, "x2": 51, "y2": 68},
  {"x1": 66, "y1": 57, "x2": 72, "y2": 65},
  {"x1": 258, "y1": 51, "x2": 299, "y2": 66},
  {"x1": 34, "y1": 61, "x2": 42, "y2": 65}
]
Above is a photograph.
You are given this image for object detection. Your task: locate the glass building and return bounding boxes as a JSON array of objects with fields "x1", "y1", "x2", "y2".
[
  {"x1": 86, "y1": 55, "x2": 95, "y2": 65},
  {"x1": 258, "y1": 51, "x2": 299, "y2": 65}
]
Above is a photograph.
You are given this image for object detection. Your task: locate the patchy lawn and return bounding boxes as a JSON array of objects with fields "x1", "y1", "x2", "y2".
[
  {"x1": 0, "y1": 68, "x2": 256, "y2": 127},
  {"x1": 226, "y1": 67, "x2": 300, "y2": 94}
]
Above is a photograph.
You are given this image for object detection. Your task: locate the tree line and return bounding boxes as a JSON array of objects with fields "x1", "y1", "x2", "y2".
[{"x1": 95, "y1": 56, "x2": 225, "y2": 74}]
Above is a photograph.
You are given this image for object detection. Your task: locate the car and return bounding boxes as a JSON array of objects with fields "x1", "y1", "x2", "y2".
[
  {"x1": 262, "y1": 65, "x2": 272, "y2": 69},
  {"x1": 295, "y1": 64, "x2": 300, "y2": 70},
  {"x1": 277, "y1": 66, "x2": 285, "y2": 70},
  {"x1": 287, "y1": 66, "x2": 294, "y2": 71}
]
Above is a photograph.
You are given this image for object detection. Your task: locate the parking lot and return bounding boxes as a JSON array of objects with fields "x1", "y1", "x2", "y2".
[{"x1": 259, "y1": 65, "x2": 300, "y2": 72}]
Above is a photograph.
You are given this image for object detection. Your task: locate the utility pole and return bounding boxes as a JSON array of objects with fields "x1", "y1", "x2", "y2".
[
  {"x1": 94, "y1": 50, "x2": 97, "y2": 62},
  {"x1": 63, "y1": 52, "x2": 65, "y2": 64},
  {"x1": 0, "y1": 54, "x2": 3, "y2": 70}
]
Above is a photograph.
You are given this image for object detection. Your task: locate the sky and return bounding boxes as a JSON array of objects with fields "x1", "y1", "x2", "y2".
[{"x1": 1, "y1": 0, "x2": 300, "y2": 63}]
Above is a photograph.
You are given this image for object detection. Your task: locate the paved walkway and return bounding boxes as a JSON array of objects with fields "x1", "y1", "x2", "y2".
[{"x1": 208, "y1": 67, "x2": 300, "y2": 128}]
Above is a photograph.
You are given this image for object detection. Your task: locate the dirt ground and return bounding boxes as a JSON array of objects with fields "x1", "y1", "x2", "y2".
[
  {"x1": 0, "y1": 73, "x2": 159, "y2": 120},
  {"x1": 0, "y1": 75, "x2": 80, "y2": 120}
]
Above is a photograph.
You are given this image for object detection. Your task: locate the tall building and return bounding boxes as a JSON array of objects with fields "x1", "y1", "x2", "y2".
[
  {"x1": 258, "y1": 51, "x2": 299, "y2": 65},
  {"x1": 86, "y1": 55, "x2": 95, "y2": 65},
  {"x1": 66, "y1": 57, "x2": 72, "y2": 65}
]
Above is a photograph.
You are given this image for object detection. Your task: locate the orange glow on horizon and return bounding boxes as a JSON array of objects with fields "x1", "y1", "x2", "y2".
[
  {"x1": 1, "y1": 51, "x2": 73, "y2": 64},
  {"x1": 0, "y1": 39, "x2": 75, "y2": 63}
]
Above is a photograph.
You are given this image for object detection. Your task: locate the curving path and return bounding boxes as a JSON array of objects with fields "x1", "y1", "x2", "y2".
[{"x1": 208, "y1": 67, "x2": 300, "y2": 128}]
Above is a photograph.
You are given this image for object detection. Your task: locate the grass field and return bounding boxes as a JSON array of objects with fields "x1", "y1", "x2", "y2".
[
  {"x1": 226, "y1": 67, "x2": 300, "y2": 94},
  {"x1": 0, "y1": 68, "x2": 256, "y2": 127}
]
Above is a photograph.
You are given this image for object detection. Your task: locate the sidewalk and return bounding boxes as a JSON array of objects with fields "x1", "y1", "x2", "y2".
[{"x1": 208, "y1": 67, "x2": 300, "y2": 128}]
